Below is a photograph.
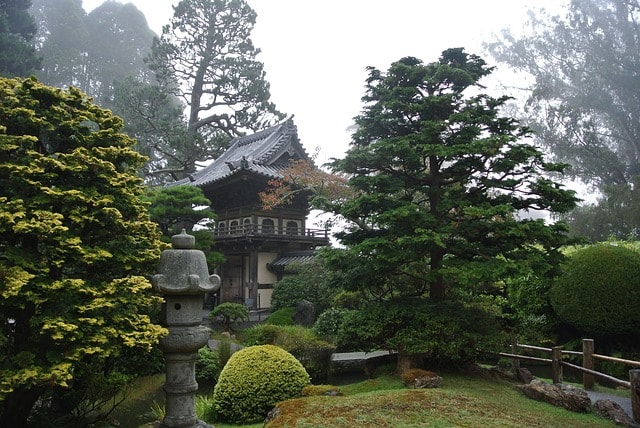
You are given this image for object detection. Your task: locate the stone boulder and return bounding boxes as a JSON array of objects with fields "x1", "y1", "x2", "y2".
[
  {"x1": 593, "y1": 399, "x2": 633, "y2": 427},
  {"x1": 516, "y1": 367, "x2": 534, "y2": 384},
  {"x1": 402, "y1": 369, "x2": 444, "y2": 389},
  {"x1": 517, "y1": 380, "x2": 591, "y2": 413},
  {"x1": 292, "y1": 300, "x2": 316, "y2": 327}
]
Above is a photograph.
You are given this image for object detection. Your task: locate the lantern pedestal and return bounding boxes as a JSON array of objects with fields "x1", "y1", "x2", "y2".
[{"x1": 152, "y1": 230, "x2": 221, "y2": 428}]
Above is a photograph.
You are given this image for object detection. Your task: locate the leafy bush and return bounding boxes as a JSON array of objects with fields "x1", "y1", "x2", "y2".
[
  {"x1": 332, "y1": 290, "x2": 366, "y2": 310},
  {"x1": 550, "y1": 243, "x2": 640, "y2": 337},
  {"x1": 209, "y1": 302, "x2": 249, "y2": 331},
  {"x1": 313, "y1": 307, "x2": 354, "y2": 343},
  {"x1": 265, "y1": 306, "x2": 295, "y2": 325},
  {"x1": 195, "y1": 346, "x2": 220, "y2": 383},
  {"x1": 338, "y1": 297, "x2": 503, "y2": 368},
  {"x1": 270, "y1": 259, "x2": 336, "y2": 313},
  {"x1": 506, "y1": 273, "x2": 560, "y2": 342},
  {"x1": 212, "y1": 345, "x2": 310, "y2": 424},
  {"x1": 242, "y1": 324, "x2": 335, "y2": 383}
]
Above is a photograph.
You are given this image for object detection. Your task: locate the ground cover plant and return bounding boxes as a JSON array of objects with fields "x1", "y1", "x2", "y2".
[{"x1": 207, "y1": 371, "x2": 617, "y2": 428}]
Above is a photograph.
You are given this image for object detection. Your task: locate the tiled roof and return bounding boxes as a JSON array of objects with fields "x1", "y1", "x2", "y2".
[
  {"x1": 174, "y1": 117, "x2": 308, "y2": 187},
  {"x1": 267, "y1": 251, "x2": 317, "y2": 269}
]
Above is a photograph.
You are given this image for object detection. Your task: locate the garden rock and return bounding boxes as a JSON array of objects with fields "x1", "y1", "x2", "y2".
[
  {"x1": 292, "y1": 300, "x2": 316, "y2": 327},
  {"x1": 517, "y1": 380, "x2": 591, "y2": 413},
  {"x1": 516, "y1": 367, "x2": 534, "y2": 384},
  {"x1": 593, "y1": 399, "x2": 634, "y2": 427},
  {"x1": 402, "y1": 369, "x2": 443, "y2": 389},
  {"x1": 264, "y1": 406, "x2": 280, "y2": 426}
]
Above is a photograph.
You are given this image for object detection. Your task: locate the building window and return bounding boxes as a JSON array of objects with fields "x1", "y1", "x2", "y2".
[
  {"x1": 243, "y1": 218, "x2": 252, "y2": 233},
  {"x1": 218, "y1": 222, "x2": 226, "y2": 234},
  {"x1": 230, "y1": 220, "x2": 239, "y2": 234},
  {"x1": 261, "y1": 218, "x2": 274, "y2": 234},
  {"x1": 286, "y1": 220, "x2": 299, "y2": 235}
]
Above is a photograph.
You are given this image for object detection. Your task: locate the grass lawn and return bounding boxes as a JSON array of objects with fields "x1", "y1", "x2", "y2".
[{"x1": 212, "y1": 370, "x2": 618, "y2": 428}]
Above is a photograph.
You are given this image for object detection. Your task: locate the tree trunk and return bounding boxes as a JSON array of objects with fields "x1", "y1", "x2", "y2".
[
  {"x1": 0, "y1": 387, "x2": 43, "y2": 428},
  {"x1": 396, "y1": 350, "x2": 423, "y2": 374},
  {"x1": 429, "y1": 246, "x2": 446, "y2": 302}
]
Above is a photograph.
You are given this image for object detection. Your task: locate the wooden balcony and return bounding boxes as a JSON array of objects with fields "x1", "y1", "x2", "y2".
[{"x1": 212, "y1": 223, "x2": 330, "y2": 246}]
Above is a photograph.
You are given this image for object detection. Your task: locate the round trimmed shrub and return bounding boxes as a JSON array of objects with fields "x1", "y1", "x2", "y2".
[
  {"x1": 550, "y1": 244, "x2": 640, "y2": 336},
  {"x1": 212, "y1": 344, "x2": 310, "y2": 424}
]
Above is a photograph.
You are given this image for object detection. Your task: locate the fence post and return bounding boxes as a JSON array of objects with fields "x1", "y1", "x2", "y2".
[
  {"x1": 511, "y1": 338, "x2": 520, "y2": 373},
  {"x1": 582, "y1": 339, "x2": 594, "y2": 389},
  {"x1": 631, "y1": 369, "x2": 640, "y2": 424},
  {"x1": 552, "y1": 346, "x2": 563, "y2": 384}
]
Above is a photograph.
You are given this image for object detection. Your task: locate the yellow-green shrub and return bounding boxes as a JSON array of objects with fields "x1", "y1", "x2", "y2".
[{"x1": 212, "y1": 345, "x2": 310, "y2": 424}]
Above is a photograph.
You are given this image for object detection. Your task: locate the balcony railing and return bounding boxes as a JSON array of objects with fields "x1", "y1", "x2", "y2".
[{"x1": 213, "y1": 223, "x2": 329, "y2": 240}]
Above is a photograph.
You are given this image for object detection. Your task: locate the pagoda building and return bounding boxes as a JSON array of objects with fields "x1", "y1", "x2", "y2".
[{"x1": 174, "y1": 117, "x2": 330, "y2": 309}]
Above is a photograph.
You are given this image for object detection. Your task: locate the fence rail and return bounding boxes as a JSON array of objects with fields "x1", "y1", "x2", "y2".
[{"x1": 493, "y1": 338, "x2": 640, "y2": 423}]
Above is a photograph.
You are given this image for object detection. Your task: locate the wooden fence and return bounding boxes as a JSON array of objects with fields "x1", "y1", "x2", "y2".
[{"x1": 495, "y1": 338, "x2": 640, "y2": 423}]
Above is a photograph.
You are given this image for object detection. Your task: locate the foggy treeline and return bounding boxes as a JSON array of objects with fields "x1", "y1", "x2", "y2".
[{"x1": 3, "y1": 0, "x2": 640, "y2": 240}]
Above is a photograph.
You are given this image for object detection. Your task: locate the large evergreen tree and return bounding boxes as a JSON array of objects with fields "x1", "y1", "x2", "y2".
[
  {"x1": 110, "y1": 77, "x2": 192, "y2": 184},
  {"x1": 0, "y1": 0, "x2": 41, "y2": 76},
  {"x1": 328, "y1": 49, "x2": 578, "y2": 303},
  {"x1": 146, "y1": 0, "x2": 284, "y2": 178},
  {"x1": 30, "y1": 0, "x2": 88, "y2": 89},
  {"x1": 485, "y1": 0, "x2": 640, "y2": 240},
  {"x1": 0, "y1": 77, "x2": 166, "y2": 426},
  {"x1": 31, "y1": 0, "x2": 155, "y2": 106}
]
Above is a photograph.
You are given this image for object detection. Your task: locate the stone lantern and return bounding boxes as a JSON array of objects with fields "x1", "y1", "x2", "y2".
[{"x1": 152, "y1": 230, "x2": 221, "y2": 428}]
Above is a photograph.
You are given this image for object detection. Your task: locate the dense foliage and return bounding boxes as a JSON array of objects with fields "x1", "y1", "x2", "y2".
[
  {"x1": 550, "y1": 244, "x2": 640, "y2": 338},
  {"x1": 212, "y1": 345, "x2": 310, "y2": 424},
  {"x1": 0, "y1": 77, "x2": 166, "y2": 426},
  {"x1": 486, "y1": 0, "x2": 640, "y2": 240},
  {"x1": 338, "y1": 298, "x2": 502, "y2": 369}
]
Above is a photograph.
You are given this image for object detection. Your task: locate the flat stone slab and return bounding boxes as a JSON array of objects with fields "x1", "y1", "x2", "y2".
[{"x1": 331, "y1": 351, "x2": 395, "y2": 362}]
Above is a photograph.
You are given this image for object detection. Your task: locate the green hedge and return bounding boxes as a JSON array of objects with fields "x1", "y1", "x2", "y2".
[{"x1": 551, "y1": 243, "x2": 640, "y2": 337}]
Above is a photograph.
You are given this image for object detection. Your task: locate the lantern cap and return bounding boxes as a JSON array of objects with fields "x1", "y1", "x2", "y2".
[{"x1": 172, "y1": 229, "x2": 195, "y2": 249}]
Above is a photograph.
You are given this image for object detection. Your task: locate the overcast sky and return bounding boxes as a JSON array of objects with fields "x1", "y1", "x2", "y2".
[{"x1": 81, "y1": 0, "x2": 567, "y2": 164}]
